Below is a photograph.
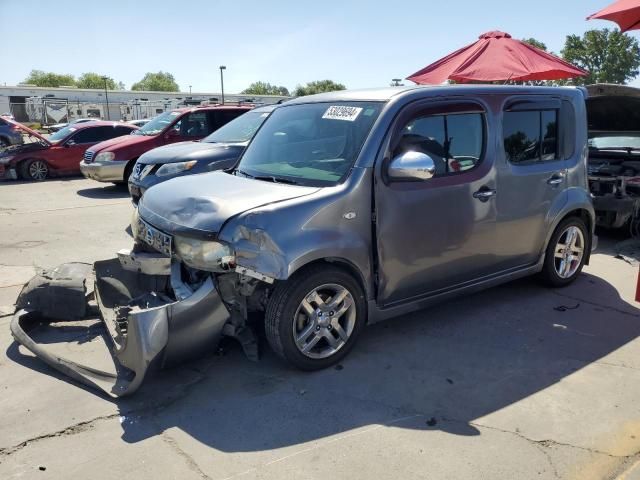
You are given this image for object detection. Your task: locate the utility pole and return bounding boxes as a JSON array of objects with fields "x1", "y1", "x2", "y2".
[
  {"x1": 101, "y1": 76, "x2": 110, "y2": 120},
  {"x1": 219, "y1": 66, "x2": 226, "y2": 104},
  {"x1": 189, "y1": 85, "x2": 192, "y2": 95}
]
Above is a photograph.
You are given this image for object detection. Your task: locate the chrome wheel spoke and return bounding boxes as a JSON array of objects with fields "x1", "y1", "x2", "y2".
[
  {"x1": 555, "y1": 243, "x2": 566, "y2": 258},
  {"x1": 331, "y1": 319, "x2": 349, "y2": 341},
  {"x1": 323, "y1": 330, "x2": 339, "y2": 349},
  {"x1": 333, "y1": 296, "x2": 353, "y2": 319},
  {"x1": 300, "y1": 299, "x2": 315, "y2": 316},
  {"x1": 554, "y1": 226, "x2": 585, "y2": 279},
  {"x1": 306, "y1": 291, "x2": 326, "y2": 308},
  {"x1": 295, "y1": 322, "x2": 316, "y2": 346},
  {"x1": 325, "y1": 287, "x2": 348, "y2": 310},
  {"x1": 301, "y1": 333, "x2": 322, "y2": 353}
]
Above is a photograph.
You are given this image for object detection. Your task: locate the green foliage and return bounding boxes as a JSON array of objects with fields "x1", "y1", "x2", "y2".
[
  {"x1": 241, "y1": 81, "x2": 290, "y2": 96},
  {"x1": 131, "y1": 71, "x2": 179, "y2": 92},
  {"x1": 561, "y1": 28, "x2": 640, "y2": 85},
  {"x1": 22, "y1": 70, "x2": 76, "y2": 87},
  {"x1": 293, "y1": 80, "x2": 346, "y2": 97},
  {"x1": 76, "y1": 73, "x2": 118, "y2": 90},
  {"x1": 522, "y1": 38, "x2": 548, "y2": 51}
]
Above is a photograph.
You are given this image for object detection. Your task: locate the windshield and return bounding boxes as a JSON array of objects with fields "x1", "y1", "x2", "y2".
[
  {"x1": 133, "y1": 111, "x2": 181, "y2": 136},
  {"x1": 589, "y1": 133, "x2": 640, "y2": 150},
  {"x1": 204, "y1": 110, "x2": 271, "y2": 144},
  {"x1": 49, "y1": 125, "x2": 77, "y2": 143},
  {"x1": 235, "y1": 102, "x2": 383, "y2": 186}
]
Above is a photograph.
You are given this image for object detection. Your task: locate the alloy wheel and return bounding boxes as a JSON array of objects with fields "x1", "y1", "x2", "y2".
[
  {"x1": 28, "y1": 160, "x2": 48, "y2": 181},
  {"x1": 553, "y1": 225, "x2": 585, "y2": 279},
  {"x1": 292, "y1": 283, "x2": 356, "y2": 359}
]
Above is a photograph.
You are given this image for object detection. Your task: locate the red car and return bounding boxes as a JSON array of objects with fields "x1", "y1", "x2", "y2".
[
  {"x1": 79, "y1": 105, "x2": 253, "y2": 183},
  {"x1": 0, "y1": 120, "x2": 137, "y2": 181}
]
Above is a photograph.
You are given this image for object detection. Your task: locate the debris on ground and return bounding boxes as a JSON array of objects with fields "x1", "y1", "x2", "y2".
[{"x1": 553, "y1": 303, "x2": 580, "y2": 312}]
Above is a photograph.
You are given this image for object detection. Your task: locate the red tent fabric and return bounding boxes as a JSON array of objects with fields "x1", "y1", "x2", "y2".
[
  {"x1": 407, "y1": 31, "x2": 588, "y2": 84},
  {"x1": 587, "y1": 0, "x2": 640, "y2": 32}
]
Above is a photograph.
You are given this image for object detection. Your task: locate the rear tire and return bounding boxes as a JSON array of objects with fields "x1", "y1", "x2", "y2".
[
  {"x1": 19, "y1": 159, "x2": 49, "y2": 181},
  {"x1": 540, "y1": 216, "x2": 588, "y2": 287},
  {"x1": 123, "y1": 160, "x2": 135, "y2": 183},
  {"x1": 265, "y1": 265, "x2": 366, "y2": 370}
]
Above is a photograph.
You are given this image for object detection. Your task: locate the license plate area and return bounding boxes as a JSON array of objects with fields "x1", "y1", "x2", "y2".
[{"x1": 137, "y1": 218, "x2": 172, "y2": 256}]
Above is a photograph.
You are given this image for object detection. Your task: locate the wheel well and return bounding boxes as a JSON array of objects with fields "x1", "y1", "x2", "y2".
[
  {"x1": 291, "y1": 258, "x2": 369, "y2": 299},
  {"x1": 123, "y1": 157, "x2": 138, "y2": 181}
]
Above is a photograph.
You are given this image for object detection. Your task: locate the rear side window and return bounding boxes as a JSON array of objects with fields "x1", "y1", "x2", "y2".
[
  {"x1": 504, "y1": 110, "x2": 558, "y2": 163},
  {"x1": 71, "y1": 127, "x2": 102, "y2": 144},
  {"x1": 209, "y1": 110, "x2": 246, "y2": 132},
  {"x1": 179, "y1": 111, "x2": 209, "y2": 137},
  {"x1": 395, "y1": 112, "x2": 485, "y2": 176}
]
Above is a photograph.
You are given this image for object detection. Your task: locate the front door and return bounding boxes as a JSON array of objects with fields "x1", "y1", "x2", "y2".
[
  {"x1": 375, "y1": 100, "x2": 499, "y2": 306},
  {"x1": 494, "y1": 98, "x2": 568, "y2": 268}
]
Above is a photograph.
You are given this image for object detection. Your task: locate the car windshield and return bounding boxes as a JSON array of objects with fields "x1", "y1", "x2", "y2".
[
  {"x1": 589, "y1": 134, "x2": 640, "y2": 150},
  {"x1": 235, "y1": 102, "x2": 383, "y2": 186},
  {"x1": 133, "y1": 111, "x2": 181, "y2": 136},
  {"x1": 204, "y1": 110, "x2": 271, "y2": 144},
  {"x1": 49, "y1": 125, "x2": 77, "y2": 143}
]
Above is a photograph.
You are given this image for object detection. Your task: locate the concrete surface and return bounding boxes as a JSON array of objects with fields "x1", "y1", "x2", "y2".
[{"x1": 1, "y1": 178, "x2": 640, "y2": 479}]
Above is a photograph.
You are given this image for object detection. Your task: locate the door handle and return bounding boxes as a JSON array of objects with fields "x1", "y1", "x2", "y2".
[
  {"x1": 547, "y1": 172, "x2": 565, "y2": 185},
  {"x1": 473, "y1": 188, "x2": 497, "y2": 201}
]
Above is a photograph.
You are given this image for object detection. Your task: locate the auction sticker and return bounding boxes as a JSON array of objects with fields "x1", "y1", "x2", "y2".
[{"x1": 322, "y1": 105, "x2": 363, "y2": 122}]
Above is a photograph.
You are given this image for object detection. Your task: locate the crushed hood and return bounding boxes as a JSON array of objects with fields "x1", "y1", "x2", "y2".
[
  {"x1": 586, "y1": 84, "x2": 640, "y2": 132},
  {"x1": 138, "y1": 171, "x2": 319, "y2": 237},
  {"x1": 138, "y1": 141, "x2": 245, "y2": 165}
]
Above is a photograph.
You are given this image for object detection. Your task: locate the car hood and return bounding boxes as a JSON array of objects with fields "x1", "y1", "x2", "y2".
[
  {"x1": 138, "y1": 141, "x2": 245, "y2": 165},
  {"x1": 138, "y1": 171, "x2": 319, "y2": 237},
  {"x1": 586, "y1": 84, "x2": 640, "y2": 132},
  {"x1": 92, "y1": 133, "x2": 151, "y2": 152},
  {"x1": 6, "y1": 119, "x2": 50, "y2": 146}
]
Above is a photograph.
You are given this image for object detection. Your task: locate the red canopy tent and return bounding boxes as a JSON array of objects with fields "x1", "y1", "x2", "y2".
[
  {"x1": 587, "y1": 0, "x2": 640, "y2": 32},
  {"x1": 407, "y1": 31, "x2": 588, "y2": 84}
]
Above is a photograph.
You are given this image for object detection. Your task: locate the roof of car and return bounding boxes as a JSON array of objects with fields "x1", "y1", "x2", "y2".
[
  {"x1": 68, "y1": 121, "x2": 138, "y2": 130},
  {"x1": 170, "y1": 104, "x2": 257, "y2": 114},
  {"x1": 285, "y1": 84, "x2": 586, "y2": 104}
]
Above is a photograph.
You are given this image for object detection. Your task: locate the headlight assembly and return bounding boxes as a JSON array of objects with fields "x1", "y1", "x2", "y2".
[
  {"x1": 174, "y1": 235, "x2": 234, "y2": 271},
  {"x1": 156, "y1": 160, "x2": 197, "y2": 177},
  {"x1": 95, "y1": 152, "x2": 115, "y2": 162}
]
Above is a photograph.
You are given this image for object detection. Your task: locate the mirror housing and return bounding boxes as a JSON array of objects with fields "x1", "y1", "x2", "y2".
[
  {"x1": 64, "y1": 140, "x2": 74, "y2": 148},
  {"x1": 165, "y1": 129, "x2": 180, "y2": 140},
  {"x1": 387, "y1": 151, "x2": 436, "y2": 181}
]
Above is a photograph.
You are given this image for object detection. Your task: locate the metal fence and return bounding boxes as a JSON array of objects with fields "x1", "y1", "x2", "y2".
[{"x1": 7, "y1": 100, "x2": 189, "y2": 125}]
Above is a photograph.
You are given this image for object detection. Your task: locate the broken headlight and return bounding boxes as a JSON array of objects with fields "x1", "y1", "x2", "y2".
[
  {"x1": 174, "y1": 236, "x2": 234, "y2": 271},
  {"x1": 95, "y1": 152, "x2": 115, "y2": 162},
  {"x1": 156, "y1": 160, "x2": 197, "y2": 177}
]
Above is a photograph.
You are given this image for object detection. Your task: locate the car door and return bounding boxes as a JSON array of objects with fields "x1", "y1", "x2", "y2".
[
  {"x1": 494, "y1": 97, "x2": 569, "y2": 268},
  {"x1": 207, "y1": 109, "x2": 246, "y2": 135},
  {"x1": 375, "y1": 100, "x2": 499, "y2": 306},
  {"x1": 167, "y1": 111, "x2": 210, "y2": 144}
]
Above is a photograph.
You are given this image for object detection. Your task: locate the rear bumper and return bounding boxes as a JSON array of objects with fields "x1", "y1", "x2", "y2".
[
  {"x1": 10, "y1": 254, "x2": 231, "y2": 397},
  {"x1": 80, "y1": 160, "x2": 126, "y2": 183},
  {"x1": 592, "y1": 195, "x2": 637, "y2": 229}
]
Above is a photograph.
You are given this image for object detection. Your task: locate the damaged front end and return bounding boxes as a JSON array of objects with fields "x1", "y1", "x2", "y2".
[{"x1": 11, "y1": 249, "x2": 231, "y2": 397}]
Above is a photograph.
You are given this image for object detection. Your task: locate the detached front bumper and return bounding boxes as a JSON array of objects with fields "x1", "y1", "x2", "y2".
[
  {"x1": 10, "y1": 253, "x2": 231, "y2": 397},
  {"x1": 80, "y1": 160, "x2": 127, "y2": 183}
]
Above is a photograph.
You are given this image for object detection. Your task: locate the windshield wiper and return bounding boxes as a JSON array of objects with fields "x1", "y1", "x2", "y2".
[
  {"x1": 253, "y1": 175, "x2": 300, "y2": 185},
  {"x1": 235, "y1": 169, "x2": 255, "y2": 178},
  {"x1": 590, "y1": 146, "x2": 640, "y2": 152}
]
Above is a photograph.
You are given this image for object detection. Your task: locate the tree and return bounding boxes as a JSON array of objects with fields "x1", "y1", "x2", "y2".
[
  {"x1": 522, "y1": 38, "x2": 548, "y2": 51},
  {"x1": 131, "y1": 71, "x2": 179, "y2": 92},
  {"x1": 76, "y1": 73, "x2": 118, "y2": 90},
  {"x1": 561, "y1": 28, "x2": 640, "y2": 85},
  {"x1": 294, "y1": 80, "x2": 346, "y2": 97},
  {"x1": 241, "y1": 81, "x2": 290, "y2": 96},
  {"x1": 22, "y1": 70, "x2": 76, "y2": 87},
  {"x1": 117, "y1": 81, "x2": 126, "y2": 90}
]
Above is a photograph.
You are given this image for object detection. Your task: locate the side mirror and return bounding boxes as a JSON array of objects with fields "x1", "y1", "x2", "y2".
[
  {"x1": 164, "y1": 129, "x2": 179, "y2": 140},
  {"x1": 65, "y1": 140, "x2": 75, "y2": 148},
  {"x1": 387, "y1": 151, "x2": 436, "y2": 181}
]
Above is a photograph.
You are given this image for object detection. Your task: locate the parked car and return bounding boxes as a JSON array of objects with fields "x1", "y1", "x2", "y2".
[
  {"x1": 128, "y1": 105, "x2": 276, "y2": 203},
  {"x1": 0, "y1": 117, "x2": 24, "y2": 147},
  {"x1": 0, "y1": 121, "x2": 137, "y2": 181},
  {"x1": 12, "y1": 85, "x2": 596, "y2": 396},
  {"x1": 79, "y1": 105, "x2": 253, "y2": 184},
  {"x1": 127, "y1": 119, "x2": 151, "y2": 128},
  {"x1": 46, "y1": 117, "x2": 98, "y2": 133},
  {"x1": 585, "y1": 84, "x2": 640, "y2": 230}
]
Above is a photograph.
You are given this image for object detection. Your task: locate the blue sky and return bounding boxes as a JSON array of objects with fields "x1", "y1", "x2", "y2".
[{"x1": 1, "y1": 0, "x2": 637, "y2": 93}]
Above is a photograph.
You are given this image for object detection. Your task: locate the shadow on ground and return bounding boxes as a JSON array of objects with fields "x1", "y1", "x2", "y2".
[
  {"x1": 76, "y1": 184, "x2": 129, "y2": 199},
  {"x1": 10, "y1": 267, "x2": 638, "y2": 452}
]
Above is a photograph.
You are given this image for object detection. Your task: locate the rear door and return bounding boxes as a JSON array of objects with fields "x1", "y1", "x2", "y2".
[
  {"x1": 375, "y1": 100, "x2": 499, "y2": 306},
  {"x1": 169, "y1": 111, "x2": 210, "y2": 143},
  {"x1": 207, "y1": 109, "x2": 247, "y2": 135},
  {"x1": 494, "y1": 97, "x2": 569, "y2": 268}
]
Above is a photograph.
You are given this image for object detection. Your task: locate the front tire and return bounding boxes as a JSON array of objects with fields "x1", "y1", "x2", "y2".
[
  {"x1": 265, "y1": 265, "x2": 366, "y2": 370},
  {"x1": 19, "y1": 159, "x2": 49, "y2": 181},
  {"x1": 540, "y1": 216, "x2": 588, "y2": 287}
]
